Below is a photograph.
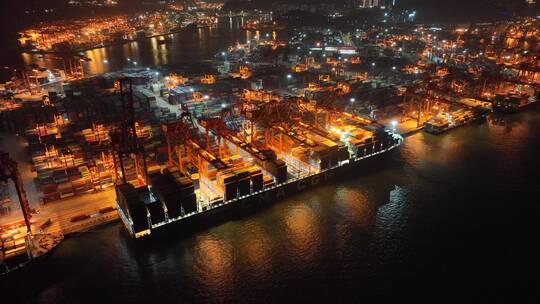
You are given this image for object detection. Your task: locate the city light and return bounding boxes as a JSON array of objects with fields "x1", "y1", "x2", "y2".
[{"x1": 4, "y1": 2, "x2": 537, "y2": 294}]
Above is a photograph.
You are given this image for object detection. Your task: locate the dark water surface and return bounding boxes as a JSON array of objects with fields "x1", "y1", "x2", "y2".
[{"x1": 4, "y1": 111, "x2": 540, "y2": 303}]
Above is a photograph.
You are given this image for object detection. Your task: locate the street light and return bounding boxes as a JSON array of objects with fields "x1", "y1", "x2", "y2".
[
  {"x1": 286, "y1": 74, "x2": 292, "y2": 79},
  {"x1": 390, "y1": 120, "x2": 398, "y2": 132},
  {"x1": 103, "y1": 60, "x2": 108, "y2": 64},
  {"x1": 350, "y1": 97, "x2": 356, "y2": 103}
]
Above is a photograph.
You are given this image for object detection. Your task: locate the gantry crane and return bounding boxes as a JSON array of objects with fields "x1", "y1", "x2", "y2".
[
  {"x1": 0, "y1": 152, "x2": 33, "y2": 234},
  {"x1": 111, "y1": 78, "x2": 148, "y2": 186},
  {"x1": 162, "y1": 111, "x2": 229, "y2": 178},
  {"x1": 480, "y1": 73, "x2": 540, "y2": 98},
  {"x1": 162, "y1": 111, "x2": 198, "y2": 173},
  {"x1": 199, "y1": 115, "x2": 232, "y2": 160}
]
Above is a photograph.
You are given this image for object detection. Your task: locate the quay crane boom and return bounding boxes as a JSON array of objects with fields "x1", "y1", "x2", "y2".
[{"x1": 0, "y1": 152, "x2": 32, "y2": 234}]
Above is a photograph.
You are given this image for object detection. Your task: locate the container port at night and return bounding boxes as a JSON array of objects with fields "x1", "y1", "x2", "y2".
[{"x1": 1, "y1": 4, "x2": 539, "y2": 295}]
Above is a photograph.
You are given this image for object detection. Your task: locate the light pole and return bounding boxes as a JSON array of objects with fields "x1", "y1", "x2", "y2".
[{"x1": 390, "y1": 120, "x2": 398, "y2": 133}]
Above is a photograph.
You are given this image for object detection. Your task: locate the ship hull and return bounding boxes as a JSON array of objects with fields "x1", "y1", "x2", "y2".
[{"x1": 0, "y1": 244, "x2": 59, "y2": 283}]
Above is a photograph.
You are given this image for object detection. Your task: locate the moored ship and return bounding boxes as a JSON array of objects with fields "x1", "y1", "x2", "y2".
[
  {"x1": 115, "y1": 102, "x2": 403, "y2": 239},
  {"x1": 424, "y1": 108, "x2": 488, "y2": 134},
  {"x1": 492, "y1": 92, "x2": 539, "y2": 113}
]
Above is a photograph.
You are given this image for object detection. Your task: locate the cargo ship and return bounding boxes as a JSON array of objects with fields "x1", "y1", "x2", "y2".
[
  {"x1": 1, "y1": 232, "x2": 63, "y2": 279},
  {"x1": 115, "y1": 104, "x2": 403, "y2": 239},
  {"x1": 492, "y1": 92, "x2": 539, "y2": 113},
  {"x1": 424, "y1": 108, "x2": 488, "y2": 134}
]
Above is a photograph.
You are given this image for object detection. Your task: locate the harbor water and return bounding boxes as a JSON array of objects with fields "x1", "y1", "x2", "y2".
[
  {"x1": 17, "y1": 17, "x2": 280, "y2": 77},
  {"x1": 3, "y1": 110, "x2": 540, "y2": 303}
]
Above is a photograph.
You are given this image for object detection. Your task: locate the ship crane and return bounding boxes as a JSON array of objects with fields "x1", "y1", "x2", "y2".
[{"x1": 0, "y1": 152, "x2": 33, "y2": 234}]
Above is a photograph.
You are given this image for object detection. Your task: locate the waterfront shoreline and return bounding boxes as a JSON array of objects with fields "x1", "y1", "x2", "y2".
[{"x1": 20, "y1": 28, "x2": 190, "y2": 55}]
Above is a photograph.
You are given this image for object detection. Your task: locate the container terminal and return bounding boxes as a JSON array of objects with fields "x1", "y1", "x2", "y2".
[
  {"x1": 114, "y1": 78, "x2": 402, "y2": 239},
  {"x1": 1, "y1": 14, "x2": 540, "y2": 254}
]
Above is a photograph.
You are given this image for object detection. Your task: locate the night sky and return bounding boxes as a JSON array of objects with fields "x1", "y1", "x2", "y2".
[
  {"x1": 402, "y1": 0, "x2": 537, "y2": 23},
  {"x1": 0, "y1": 0, "x2": 537, "y2": 33}
]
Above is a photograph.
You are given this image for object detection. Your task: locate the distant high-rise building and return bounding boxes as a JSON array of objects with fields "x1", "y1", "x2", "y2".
[
  {"x1": 357, "y1": 0, "x2": 396, "y2": 8},
  {"x1": 354, "y1": 0, "x2": 396, "y2": 8},
  {"x1": 358, "y1": 0, "x2": 379, "y2": 8}
]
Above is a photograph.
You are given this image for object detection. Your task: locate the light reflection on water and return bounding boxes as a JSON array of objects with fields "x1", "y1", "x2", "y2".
[
  {"x1": 238, "y1": 221, "x2": 273, "y2": 274},
  {"x1": 334, "y1": 186, "x2": 373, "y2": 229},
  {"x1": 21, "y1": 17, "x2": 282, "y2": 77},
  {"x1": 284, "y1": 204, "x2": 321, "y2": 266},
  {"x1": 192, "y1": 236, "x2": 235, "y2": 296}
]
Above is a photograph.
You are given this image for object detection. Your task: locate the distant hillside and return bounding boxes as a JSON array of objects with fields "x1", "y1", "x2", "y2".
[
  {"x1": 401, "y1": 0, "x2": 538, "y2": 23},
  {"x1": 223, "y1": 0, "x2": 538, "y2": 23},
  {"x1": 223, "y1": 0, "x2": 350, "y2": 11}
]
